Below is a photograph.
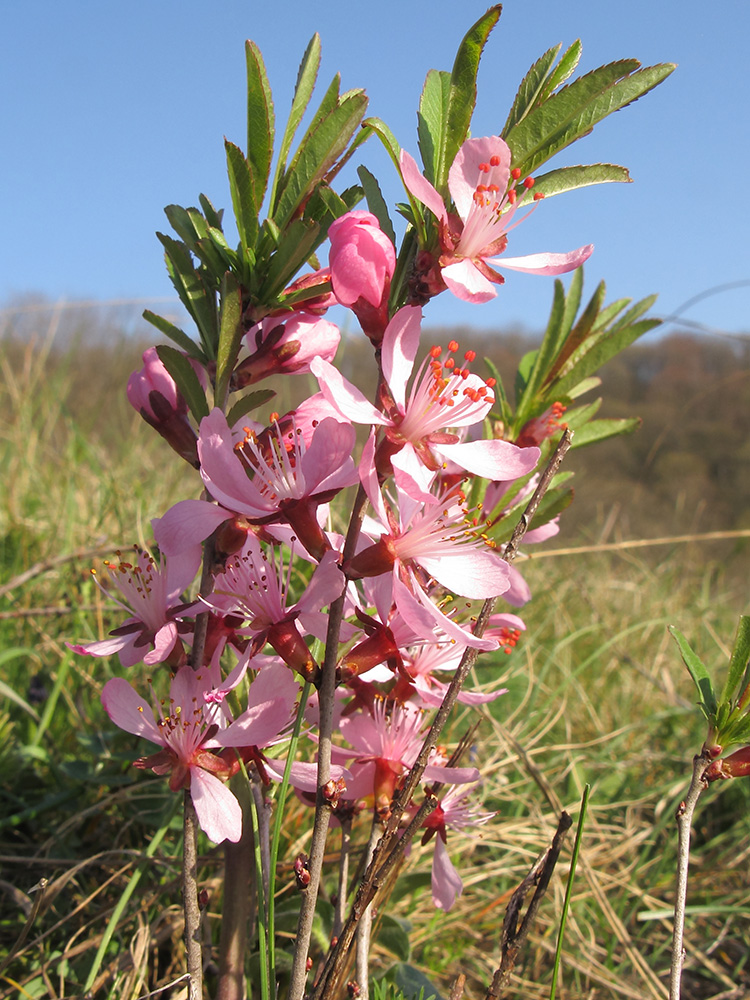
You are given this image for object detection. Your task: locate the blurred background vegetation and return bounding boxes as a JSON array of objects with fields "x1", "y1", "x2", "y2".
[{"x1": 2, "y1": 297, "x2": 750, "y2": 1000}]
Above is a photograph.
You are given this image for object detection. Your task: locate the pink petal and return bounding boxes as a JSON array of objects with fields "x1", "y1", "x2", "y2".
[
  {"x1": 492, "y1": 244, "x2": 594, "y2": 275},
  {"x1": 153, "y1": 499, "x2": 230, "y2": 556},
  {"x1": 441, "y1": 258, "x2": 497, "y2": 304},
  {"x1": 190, "y1": 767, "x2": 242, "y2": 843},
  {"x1": 300, "y1": 418, "x2": 358, "y2": 493},
  {"x1": 417, "y1": 548, "x2": 510, "y2": 600},
  {"x1": 381, "y1": 305, "x2": 422, "y2": 409},
  {"x1": 432, "y1": 836, "x2": 463, "y2": 911},
  {"x1": 435, "y1": 439, "x2": 540, "y2": 481},
  {"x1": 399, "y1": 150, "x2": 449, "y2": 224},
  {"x1": 198, "y1": 410, "x2": 269, "y2": 516},
  {"x1": 310, "y1": 357, "x2": 387, "y2": 426},
  {"x1": 144, "y1": 621, "x2": 179, "y2": 665},
  {"x1": 101, "y1": 678, "x2": 161, "y2": 742}
]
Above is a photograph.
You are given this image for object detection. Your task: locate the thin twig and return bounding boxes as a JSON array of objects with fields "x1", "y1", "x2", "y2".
[
  {"x1": 485, "y1": 811, "x2": 572, "y2": 1000},
  {"x1": 183, "y1": 790, "x2": 204, "y2": 1000},
  {"x1": 669, "y1": 749, "x2": 711, "y2": 1000}
]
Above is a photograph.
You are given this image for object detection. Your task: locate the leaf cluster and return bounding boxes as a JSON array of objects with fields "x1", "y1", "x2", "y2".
[{"x1": 670, "y1": 616, "x2": 750, "y2": 750}]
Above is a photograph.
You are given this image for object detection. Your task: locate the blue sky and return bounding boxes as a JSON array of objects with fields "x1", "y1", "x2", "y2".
[{"x1": 2, "y1": 0, "x2": 749, "y2": 339}]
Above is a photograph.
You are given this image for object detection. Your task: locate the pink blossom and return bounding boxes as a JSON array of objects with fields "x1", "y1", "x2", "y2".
[
  {"x1": 421, "y1": 784, "x2": 495, "y2": 910},
  {"x1": 337, "y1": 701, "x2": 478, "y2": 816},
  {"x1": 154, "y1": 405, "x2": 358, "y2": 562},
  {"x1": 100, "y1": 664, "x2": 297, "y2": 843},
  {"x1": 204, "y1": 539, "x2": 345, "y2": 681},
  {"x1": 311, "y1": 306, "x2": 539, "y2": 498},
  {"x1": 400, "y1": 136, "x2": 593, "y2": 304},
  {"x1": 232, "y1": 314, "x2": 340, "y2": 388},
  {"x1": 68, "y1": 546, "x2": 200, "y2": 668},
  {"x1": 328, "y1": 211, "x2": 396, "y2": 308}
]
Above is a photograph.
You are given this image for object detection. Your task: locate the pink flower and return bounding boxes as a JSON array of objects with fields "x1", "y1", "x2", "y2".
[
  {"x1": 154, "y1": 405, "x2": 358, "y2": 562},
  {"x1": 328, "y1": 211, "x2": 396, "y2": 308},
  {"x1": 204, "y1": 539, "x2": 345, "y2": 681},
  {"x1": 68, "y1": 546, "x2": 200, "y2": 668},
  {"x1": 400, "y1": 136, "x2": 593, "y2": 304},
  {"x1": 337, "y1": 701, "x2": 478, "y2": 816},
  {"x1": 311, "y1": 306, "x2": 539, "y2": 499},
  {"x1": 100, "y1": 664, "x2": 297, "y2": 843},
  {"x1": 421, "y1": 784, "x2": 495, "y2": 910},
  {"x1": 232, "y1": 314, "x2": 340, "y2": 389}
]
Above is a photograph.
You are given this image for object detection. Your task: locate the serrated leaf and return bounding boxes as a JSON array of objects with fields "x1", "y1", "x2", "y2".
[
  {"x1": 484, "y1": 356, "x2": 512, "y2": 426},
  {"x1": 552, "y1": 317, "x2": 660, "y2": 400},
  {"x1": 565, "y1": 375, "x2": 601, "y2": 399},
  {"x1": 545, "y1": 279, "x2": 607, "y2": 385},
  {"x1": 540, "y1": 39, "x2": 583, "y2": 99},
  {"x1": 358, "y1": 165, "x2": 396, "y2": 245},
  {"x1": 719, "y1": 615, "x2": 750, "y2": 708},
  {"x1": 506, "y1": 61, "x2": 676, "y2": 179},
  {"x1": 438, "y1": 5, "x2": 502, "y2": 190},
  {"x1": 272, "y1": 91, "x2": 368, "y2": 231},
  {"x1": 669, "y1": 626, "x2": 717, "y2": 717},
  {"x1": 609, "y1": 292, "x2": 659, "y2": 331},
  {"x1": 198, "y1": 194, "x2": 224, "y2": 230},
  {"x1": 225, "y1": 140, "x2": 258, "y2": 250},
  {"x1": 155, "y1": 344, "x2": 209, "y2": 422},
  {"x1": 272, "y1": 34, "x2": 321, "y2": 203},
  {"x1": 226, "y1": 388, "x2": 276, "y2": 427},
  {"x1": 513, "y1": 281, "x2": 566, "y2": 422},
  {"x1": 245, "y1": 40, "x2": 274, "y2": 208},
  {"x1": 157, "y1": 233, "x2": 218, "y2": 353},
  {"x1": 164, "y1": 204, "x2": 207, "y2": 254},
  {"x1": 502, "y1": 44, "x2": 562, "y2": 136},
  {"x1": 214, "y1": 272, "x2": 245, "y2": 408},
  {"x1": 142, "y1": 310, "x2": 206, "y2": 362},
  {"x1": 417, "y1": 69, "x2": 451, "y2": 186},
  {"x1": 533, "y1": 162, "x2": 631, "y2": 198},
  {"x1": 259, "y1": 218, "x2": 321, "y2": 301},
  {"x1": 569, "y1": 416, "x2": 641, "y2": 447}
]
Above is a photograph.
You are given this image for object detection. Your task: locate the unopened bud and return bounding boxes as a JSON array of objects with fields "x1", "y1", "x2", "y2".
[
  {"x1": 347, "y1": 981, "x2": 361, "y2": 998},
  {"x1": 294, "y1": 853, "x2": 311, "y2": 889}
]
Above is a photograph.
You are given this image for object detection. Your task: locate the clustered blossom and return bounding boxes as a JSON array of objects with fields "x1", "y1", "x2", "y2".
[{"x1": 75, "y1": 136, "x2": 588, "y2": 904}]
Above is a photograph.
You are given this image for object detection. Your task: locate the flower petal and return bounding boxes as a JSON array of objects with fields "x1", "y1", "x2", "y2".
[
  {"x1": 399, "y1": 150, "x2": 448, "y2": 224},
  {"x1": 492, "y1": 244, "x2": 594, "y2": 275},
  {"x1": 441, "y1": 258, "x2": 497, "y2": 304},
  {"x1": 190, "y1": 767, "x2": 243, "y2": 843},
  {"x1": 101, "y1": 678, "x2": 161, "y2": 742}
]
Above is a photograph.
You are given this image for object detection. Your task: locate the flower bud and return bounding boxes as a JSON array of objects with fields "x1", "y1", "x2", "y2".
[
  {"x1": 127, "y1": 347, "x2": 202, "y2": 467},
  {"x1": 328, "y1": 211, "x2": 396, "y2": 345}
]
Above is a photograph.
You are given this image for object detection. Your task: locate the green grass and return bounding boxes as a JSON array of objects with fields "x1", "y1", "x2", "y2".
[{"x1": 2, "y1": 327, "x2": 750, "y2": 1000}]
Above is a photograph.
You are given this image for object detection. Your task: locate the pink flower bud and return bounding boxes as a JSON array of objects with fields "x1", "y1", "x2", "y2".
[
  {"x1": 127, "y1": 347, "x2": 202, "y2": 467},
  {"x1": 328, "y1": 211, "x2": 396, "y2": 309},
  {"x1": 127, "y1": 346, "x2": 187, "y2": 421}
]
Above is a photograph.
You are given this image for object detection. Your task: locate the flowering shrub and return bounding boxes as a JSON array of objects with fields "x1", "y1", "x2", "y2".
[{"x1": 70, "y1": 9, "x2": 674, "y2": 1000}]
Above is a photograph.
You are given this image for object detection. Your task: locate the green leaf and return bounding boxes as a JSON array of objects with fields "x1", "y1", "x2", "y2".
[
  {"x1": 502, "y1": 44, "x2": 562, "y2": 135},
  {"x1": 513, "y1": 281, "x2": 566, "y2": 422},
  {"x1": 719, "y1": 615, "x2": 750, "y2": 707},
  {"x1": 198, "y1": 193, "x2": 224, "y2": 231},
  {"x1": 669, "y1": 625, "x2": 717, "y2": 717},
  {"x1": 214, "y1": 272, "x2": 245, "y2": 409},
  {"x1": 142, "y1": 309, "x2": 206, "y2": 362},
  {"x1": 272, "y1": 90, "x2": 368, "y2": 231},
  {"x1": 259, "y1": 218, "x2": 321, "y2": 301},
  {"x1": 484, "y1": 356, "x2": 512, "y2": 426},
  {"x1": 225, "y1": 140, "x2": 259, "y2": 250},
  {"x1": 376, "y1": 914, "x2": 412, "y2": 962},
  {"x1": 157, "y1": 233, "x2": 218, "y2": 353},
  {"x1": 155, "y1": 344, "x2": 209, "y2": 422},
  {"x1": 540, "y1": 39, "x2": 583, "y2": 99},
  {"x1": 506, "y1": 61, "x2": 676, "y2": 179},
  {"x1": 417, "y1": 69, "x2": 451, "y2": 186},
  {"x1": 552, "y1": 317, "x2": 660, "y2": 400},
  {"x1": 565, "y1": 375, "x2": 601, "y2": 400},
  {"x1": 358, "y1": 165, "x2": 396, "y2": 245},
  {"x1": 272, "y1": 34, "x2": 321, "y2": 203},
  {"x1": 545, "y1": 279, "x2": 607, "y2": 385},
  {"x1": 226, "y1": 388, "x2": 276, "y2": 427},
  {"x1": 245, "y1": 40, "x2": 275, "y2": 208},
  {"x1": 439, "y1": 5, "x2": 502, "y2": 189},
  {"x1": 569, "y1": 416, "x2": 641, "y2": 447},
  {"x1": 533, "y1": 163, "x2": 631, "y2": 198},
  {"x1": 390, "y1": 963, "x2": 443, "y2": 1000}
]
